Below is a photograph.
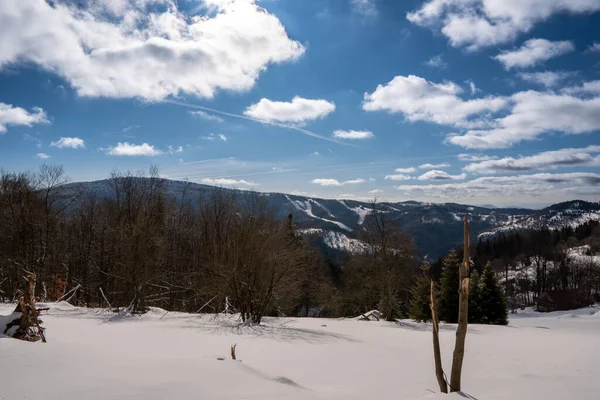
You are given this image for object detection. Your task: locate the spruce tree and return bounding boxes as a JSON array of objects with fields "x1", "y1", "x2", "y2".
[
  {"x1": 409, "y1": 265, "x2": 433, "y2": 322},
  {"x1": 468, "y1": 270, "x2": 482, "y2": 323},
  {"x1": 439, "y1": 249, "x2": 460, "y2": 323},
  {"x1": 479, "y1": 262, "x2": 508, "y2": 325}
]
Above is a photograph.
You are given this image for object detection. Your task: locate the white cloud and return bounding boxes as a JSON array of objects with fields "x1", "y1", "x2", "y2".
[
  {"x1": 395, "y1": 167, "x2": 416, "y2": 173},
  {"x1": 0, "y1": 0, "x2": 304, "y2": 101},
  {"x1": 50, "y1": 137, "x2": 85, "y2": 149},
  {"x1": 201, "y1": 178, "x2": 257, "y2": 186},
  {"x1": 312, "y1": 178, "x2": 366, "y2": 186},
  {"x1": 419, "y1": 163, "x2": 450, "y2": 169},
  {"x1": 189, "y1": 111, "x2": 224, "y2": 123},
  {"x1": 448, "y1": 89, "x2": 600, "y2": 149},
  {"x1": 0, "y1": 103, "x2": 48, "y2": 133},
  {"x1": 363, "y1": 75, "x2": 506, "y2": 128},
  {"x1": 417, "y1": 170, "x2": 466, "y2": 180},
  {"x1": 351, "y1": 0, "x2": 378, "y2": 19},
  {"x1": 458, "y1": 154, "x2": 497, "y2": 161},
  {"x1": 425, "y1": 54, "x2": 447, "y2": 69},
  {"x1": 562, "y1": 80, "x2": 600, "y2": 95},
  {"x1": 466, "y1": 80, "x2": 478, "y2": 95},
  {"x1": 407, "y1": 0, "x2": 600, "y2": 51},
  {"x1": 244, "y1": 96, "x2": 335, "y2": 124},
  {"x1": 368, "y1": 189, "x2": 384, "y2": 194},
  {"x1": 517, "y1": 71, "x2": 575, "y2": 87},
  {"x1": 587, "y1": 42, "x2": 600, "y2": 52},
  {"x1": 494, "y1": 39, "x2": 574, "y2": 70},
  {"x1": 332, "y1": 130, "x2": 374, "y2": 140},
  {"x1": 464, "y1": 145, "x2": 600, "y2": 174},
  {"x1": 36, "y1": 153, "x2": 50, "y2": 159},
  {"x1": 385, "y1": 174, "x2": 413, "y2": 181},
  {"x1": 168, "y1": 145, "x2": 184, "y2": 153},
  {"x1": 106, "y1": 142, "x2": 162, "y2": 156},
  {"x1": 201, "y1": 133, "x2": 227, "y2": 142},
  {"x1": 395, "y1": 172, "x2": 600, "y2": 199}
]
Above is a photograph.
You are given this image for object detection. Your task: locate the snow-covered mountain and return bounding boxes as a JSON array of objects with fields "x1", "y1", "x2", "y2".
[{"x1": 60, "y1": 179, "x2": 600, "y2": 259}]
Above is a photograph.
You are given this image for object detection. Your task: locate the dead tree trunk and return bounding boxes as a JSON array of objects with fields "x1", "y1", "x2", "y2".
[
  {"x1": 4, "y1": 273, "x2": 48, "y2": 342},
  {"x1": 450, "y1": 217, "x2": 470, "y2": 392},
  {"x1": 430, "y1": 280, "x2": 448, "y2": 393}
]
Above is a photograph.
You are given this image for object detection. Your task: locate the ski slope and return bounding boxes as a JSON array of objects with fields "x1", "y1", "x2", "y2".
[{"x1": 1, "y1": 302, "x2": 599, "y2": 400}]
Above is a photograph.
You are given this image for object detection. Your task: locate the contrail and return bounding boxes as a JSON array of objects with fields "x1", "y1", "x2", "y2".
[{"x1": 165, "y1": 99, "x2": 360, "y2": 147}]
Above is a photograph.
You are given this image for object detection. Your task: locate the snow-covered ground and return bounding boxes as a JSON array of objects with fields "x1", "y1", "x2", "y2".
[{"x1": 1, "y1": 302, "x2": 599, "y2": 400}]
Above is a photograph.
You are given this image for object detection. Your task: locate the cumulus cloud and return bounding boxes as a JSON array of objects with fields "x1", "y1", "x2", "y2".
[
  {"x1": 425, "y1": 54, "x2": 447, "y2": 69},
  {"x1": 395, "y1": 167, "x2": 416, "y2": 173},
  {"x1": 562, "y1": 80, "x2": 600, "y2": 95},
  {"x1": 0, "y1": 0, "x2": 304, "y2": 101},
  {"x1": 189, "y1": 111, "x2": 224, "y2": 123},
  {"x1": 218, "y1": 134, "x2": 227, "y2": 142},
  {"x1": 244, "y1": 97, "x2": 335, "y2": 124},
  {"x1": 0, "y1": 103, "x2": 48, "y2": 133},
  {"x1": 419, "y1": 163, "x2": 450, "y2": 169},
  {"x1": 368, "y1": 189, "x2": 384, "y2": 194},
  {"x1": 407, "y1": 0, "x2": 600, "y2": 51},
  {"x1": 464, "y1": 145, "x2": 600, "y2": 174},
  {"x1": 587, "y1": 42, "x2": 600, "y2": 52},
  {"x1": 417, "y1": 170, "x2": 466, "y2": 180},
  {"x1": 494, "y1": 39, "x2": 574, "y2": 70},
  {"x1": 332, "y1": 130, "x2": 374, "y2": 140},
  {"x1": 36, "y1": 153, "x2": 50, "y2": 159},
  {"x1": 106, "y1": 142, "x2": 162, "y2": 156},
  {"x1": 517, "y1": 71, "x2": 575, "y2": 88},
  {"x1": 363, "y1": 75, "x2": 506, "y2": 128},
  {"x1": 448, "y1": 89, "x2": 600, "y2": 149},
  {"x1": 312, "y1": 178, "x2": 366, "y2": 186},
  {"x1": 395, "y1": 173, "x2": 600, "y2": 199},
  {"x1": 385, "y1": 174, "x2": 413, "y2": 181},
  {"x1": 50, "y1": 137, "x2": 85, "y2": 149},
  {"x1": 201, "y1": 178, "x2": 257, "y2": 186}
]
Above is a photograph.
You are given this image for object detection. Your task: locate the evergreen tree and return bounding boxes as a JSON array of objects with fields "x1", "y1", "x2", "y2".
[
  {"x1": 439, "y1": 249, "x2": 460, "y2": 323},
  {"x1": 468, "y1": 270, "x2": 482, "y2": 323},
  {"x1": 409, "y1": 265, "x2": 433, "y2": 322},
  {"x1": 379, "y1": 269, "x2": 400, "y2": 321},
  {"x1": 479, "y1": 262, "x2": 508, "y2": 325}
]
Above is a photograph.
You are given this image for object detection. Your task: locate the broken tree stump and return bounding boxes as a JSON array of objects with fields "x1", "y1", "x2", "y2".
[{"x1": 4, "y1": 273, "x2": 48, "y2": 342}]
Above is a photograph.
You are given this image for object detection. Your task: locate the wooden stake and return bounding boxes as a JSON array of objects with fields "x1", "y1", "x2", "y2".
[
  {"x1": 450, "y1": 216, "x2": 470, "y2": 392},
  {"x1": 430, "y1": 280, "x2": 448, "y2": 393}
]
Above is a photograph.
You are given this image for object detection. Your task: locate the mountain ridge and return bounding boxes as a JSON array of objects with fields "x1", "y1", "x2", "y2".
[{"x1": 60, "y1": 179, "x2": 600, "y2": 259}]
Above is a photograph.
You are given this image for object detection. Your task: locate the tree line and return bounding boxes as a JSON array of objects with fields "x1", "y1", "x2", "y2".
[
  {"x1": 7, "y1": 165, "x2": 585, "y2": 326},
  {"x1": 0, "y1": 166, "x2": 420, "y2": 323}
]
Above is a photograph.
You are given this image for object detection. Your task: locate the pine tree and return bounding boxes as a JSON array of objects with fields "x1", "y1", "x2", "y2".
[
  {"x1": 479, "y1": 262, "x2": 508, "y2": 325},
  {"x1": 409, "y1": 265, "x2": 433, "y2": 322},
  {"x1": 468, "y1": 270, "x2": 482, "y2": 323},
  {"x1": 439, "y1": 249, "x2": 460, "y2": 323}
]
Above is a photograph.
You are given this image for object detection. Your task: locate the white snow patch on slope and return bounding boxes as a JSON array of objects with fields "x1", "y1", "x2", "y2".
[
  {"x1": 286, "y1": 195, "x2": 351, "y2": 232},
  {"x1": 340, "y1": 201, "x2": 372, "y2": 225},
  {"x1": 322, "y1": 231, "x2": 370, "y2": 254}
]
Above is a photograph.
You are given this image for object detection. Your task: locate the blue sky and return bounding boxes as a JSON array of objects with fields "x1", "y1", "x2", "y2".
[{"x1": 1, "y1": 0, "x2": 600, "y2": 207}]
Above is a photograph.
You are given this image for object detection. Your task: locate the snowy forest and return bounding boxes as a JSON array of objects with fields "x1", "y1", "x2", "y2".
[{"x1": 1, "y1": 166, "x2": 599, "y2": 325}]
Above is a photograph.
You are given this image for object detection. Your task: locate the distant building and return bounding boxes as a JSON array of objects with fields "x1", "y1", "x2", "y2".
[{"x1": 536, "y1": 290, "x2": 593, "y2": 312}]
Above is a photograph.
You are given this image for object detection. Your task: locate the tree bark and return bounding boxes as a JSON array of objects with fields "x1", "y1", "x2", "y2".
[
  {"x1": 430, "y1": 280, "x2": 448, "y2": 393},
  {"x1": 450, "y1": 216, "x2": 470, "y2": 392}
]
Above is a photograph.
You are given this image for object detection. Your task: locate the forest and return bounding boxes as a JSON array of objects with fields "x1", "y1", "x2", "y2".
[{"x1": 1, "y1": 165, "x2": 598, "y2": 325}]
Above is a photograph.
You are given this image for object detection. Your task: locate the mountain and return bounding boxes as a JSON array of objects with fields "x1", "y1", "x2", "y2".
[{"x1": 60, "y1": 179, "x2": 600, "y2": 259}]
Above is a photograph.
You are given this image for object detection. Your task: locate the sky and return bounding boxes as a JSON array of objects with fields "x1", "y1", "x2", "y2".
[{"x1": 1, "y1": 0, "x2": 600, "y2": 207}]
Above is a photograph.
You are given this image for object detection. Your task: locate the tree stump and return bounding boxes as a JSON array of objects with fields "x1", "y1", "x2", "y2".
[{"x1": 4, "y1": 273, "x2": 48, "y2": 342}]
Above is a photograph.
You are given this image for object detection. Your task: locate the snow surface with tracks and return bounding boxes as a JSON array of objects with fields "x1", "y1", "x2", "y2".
[{"x1": 1, "y1": 302, "x2": 599, "y2": 400}]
